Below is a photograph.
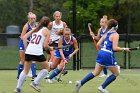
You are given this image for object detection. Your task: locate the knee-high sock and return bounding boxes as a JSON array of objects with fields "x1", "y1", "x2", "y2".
[
  {"x1": 48, "y1": 68, "x2": 61, "y2": 79},
  {"x1": 17, "y1": 64, "x2": 24, "y2": 79},
  {"x1": 103, "y1": 67, "x2": 108, "y2": 75},
  {"x1": 34, "y1": 69, "x2": 48, "y2": 84},
  {"x1": 16, "y1": 71, "x2": 27, "y2": 89},
  {"x1": 102, "y1": 74, "x2": 116, "y2": 89},
  {"x1": 31, "y1": 63, "x2": 36, "y2": 77},
  {"x1": 81, "y1": 72, "x2": 94, "y2": 86}
]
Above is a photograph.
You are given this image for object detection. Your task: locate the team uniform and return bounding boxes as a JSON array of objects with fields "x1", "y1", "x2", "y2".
[
  {"x1": 15, "y1": 27, "x2": 50, "y2": 93},
  {"x1": 50, "y1": 21, "x2": 64, "y2": 46},
  {"x1": 75, "y1": 31, "x2": 118, "y2": 93},
  {"x1": 54, "y1": 36, "x2": 74, "y2": 60},
  {"x1": 19, "y1": 23, "x2": 36, "y2": 51},
  {"x1": 17, "y1": 22, "x2": 36, "y2": 79},
  {"x1": 96, "y1": 31, "x2": 117, "y2": 67},
  {"x1": 25, "y1": 27, "x2": 47, "y2": 62},
  {"x1": 99, "y1": 27, "x2": 109, "y2": 77},
  {"x1": 46, "y1": 35, "x2": 75, "y2": 83},
  {"x1": 99, "y1": 27, "x2": 106, "y2": 37}
]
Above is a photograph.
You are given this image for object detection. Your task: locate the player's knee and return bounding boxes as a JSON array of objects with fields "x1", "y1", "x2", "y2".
[{"x1": 93, "y1": 71, "x2": 100, "y2": 77}]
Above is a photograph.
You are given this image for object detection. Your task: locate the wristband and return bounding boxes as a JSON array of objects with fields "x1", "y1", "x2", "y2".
[{"x1": 122, "y1": 48, "x2": 125, "y2": 51}]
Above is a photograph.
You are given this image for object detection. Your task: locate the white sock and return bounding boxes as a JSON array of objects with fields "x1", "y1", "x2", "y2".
[
  {"x1": 48, "y1": 62, "x2": 52, "y2": 68},
  {"x1": 34, "y1": 69, "x2": 48, "y2": 84},
  {"x1": 27, "y1": 68, "x2": 32, "y2": 77},
  {"x1": 16, "y1": 71, "x2": 27, "y2": 89}
]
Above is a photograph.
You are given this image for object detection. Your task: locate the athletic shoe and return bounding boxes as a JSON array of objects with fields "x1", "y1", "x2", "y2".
[
  {"x1": 117, "y1": 65, "x2": 120, "y2": 73},
  {"x1": 99, "y1": 74, "x2": 108, "y2": 78},
  {"x1": 98, "y1": 86, "x2": 109, "y2": 93},
  {"x1": 14, "y1": 88, "x2": 22, "y2": 93},
  {"x1": 61, "y1": 70, "x2": 68, "y2": 76},
  {"x1": 30, "y1": 82, "x2": 41, "y2": 92},
  {"x1": 31, "y1": 75, "x2": 37, "y2": 81},
  {"x1": 46, "y1": 79, "x2": 53, "y2": 83},
  {"x1": 75, "y1": 81, "x2": 82, "y2": 93}
]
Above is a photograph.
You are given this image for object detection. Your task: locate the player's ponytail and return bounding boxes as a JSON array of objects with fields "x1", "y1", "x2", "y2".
[
  {"x1": 34, "y1": 16, "x2": 51, "y2": 32},
  {"x1": 57, "y1": 29, "x2": 64, "y2": 36},
  {"x1": 105, "y1": 19, "x2": 118, "y2": 33}
]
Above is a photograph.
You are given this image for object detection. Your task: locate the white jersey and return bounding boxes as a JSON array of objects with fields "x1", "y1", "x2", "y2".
[
  {"x1": 25, "y1": 27, "x2": 47, "y2": 55},
  {"x1": 50, "y1": 21, "x2": 64, "y2": 43}
]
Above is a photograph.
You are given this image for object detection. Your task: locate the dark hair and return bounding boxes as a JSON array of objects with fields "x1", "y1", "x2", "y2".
[
  {"x1": 57, "y1": 29, "x2": 63, "y2": 36},
  {"x1": 35, "y1": 16, "x2": 50, "y2": 31},
  {"x1": 105, "y1": 19, "x2": 118, "y2": 32}
]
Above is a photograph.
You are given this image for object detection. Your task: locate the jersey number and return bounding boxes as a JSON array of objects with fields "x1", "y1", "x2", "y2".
[
  {"x1": 103, "y1": 41, "x2": 107, "y2": 49},
  {"x1": 63, "y1": 47, "x2": 69, "y2": 51},
  {"x1": 31, "y1": 34, "x2": 42, "y2": 44}
]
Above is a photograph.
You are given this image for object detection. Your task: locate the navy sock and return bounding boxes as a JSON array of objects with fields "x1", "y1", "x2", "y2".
[
  {"x1": 17, "y1": 64, "x2": 24, "y2": 79},
  {"x1": 48, "y1": 68, "x2": 61, "y2": 79},
  {"x1": 103, "y1": 67, "x2": 108, "y2": 75},
  {"x1": 31, "y1": 63, "x2": 36, "y2": 77},
  {"x1": 102, "y1": 74, "x2": 116, "y2": 89},
  {"x1": 81, "y1": 72, "x2": 94, "y2": 86}
]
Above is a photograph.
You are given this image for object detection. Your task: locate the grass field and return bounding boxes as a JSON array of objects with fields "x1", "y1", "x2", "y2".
[{"x1": 0, "y1": 69, "x2": 140, "y2": 93}]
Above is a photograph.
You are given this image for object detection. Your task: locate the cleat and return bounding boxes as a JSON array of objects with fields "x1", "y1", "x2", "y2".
[
  {"x1": 61, "y1": 70, "x2": 68, "y2": 76},
  {"x1": 14, "y1": 88, "x2": 22, "y2": 93},
  {"x1": 98, "y1": 86, "x2": 109, "y2": 93},
  {"x1": 75, "y1": 81, "x2": 81, "y2": 93},
  {"x1": 46, "y1": 79, "x2": 53, "y2": 83},
  {"x1": 30, "y1": 82, "x2": 41, "y2": 92}
]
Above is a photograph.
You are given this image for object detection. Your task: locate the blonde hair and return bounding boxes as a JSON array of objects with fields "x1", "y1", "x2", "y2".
[
  {"x1": 53, "y1": 11, "x2": 62, "y2": 17},
  {"x1": 57, "y1": 28, "x2": 71, "y2": 36},
  {"x1": 27, "y1": 12, "x2": 36, "y2": 19},
  {"x1": 103, "y1": 15, "x2": 107, "y2": 19}
]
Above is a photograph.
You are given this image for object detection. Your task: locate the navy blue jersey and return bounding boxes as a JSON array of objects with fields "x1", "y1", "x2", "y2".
[{"x1": 54, "y1": 36, "x2": 74, "y2": 59}]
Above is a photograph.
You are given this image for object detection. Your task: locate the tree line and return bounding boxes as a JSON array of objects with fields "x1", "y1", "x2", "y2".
[{"x1": 0, "y1": 0, "x2": 140, "y2": 34}]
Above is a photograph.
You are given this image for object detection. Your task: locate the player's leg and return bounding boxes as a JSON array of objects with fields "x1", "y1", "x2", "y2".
[
  {"x1": 15, "y1": 61, "x2": 32, "y2": 92},
  {"x1": 17, "y1": 50, "x2": 25, "y2": 79},
  {"x1": 17, "y1": 40, "x2": 25, "y2": 79},
  {"x1": 31, "y1": 61, "x2": 50, "y2": 92},
  {"x1": 98, "y1": 66, "x2": 119, "y2": 93},
  {"x1": 31, "y1": 61, "x2": 37, "y2": 81},
  {"x1": 31, "y1": 55, "x2": 49, "y2": 92},
  {"x1": 99, "y1": 67, "x2": 108, "y2": 78},
  {"x1": 46, "y1": 57, "x2": 61, "y2": 80},
  {"x1": 76, "y1": 63, "x2": 103, "y2": 92}
]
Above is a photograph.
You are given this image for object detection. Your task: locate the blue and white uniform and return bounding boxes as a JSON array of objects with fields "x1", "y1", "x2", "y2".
[
  {"x1": 99, "y1": 27, "x2": 106, "y2": 37},
  {"x1": 96, "y1": 31, "x2": 117, "y2": 67},
  {"x1": 54, "y1": 36, "x2": 74, "y2": 60},
  {"x1": 19, "y1": 23, "x2": 36, "y2": 51}
]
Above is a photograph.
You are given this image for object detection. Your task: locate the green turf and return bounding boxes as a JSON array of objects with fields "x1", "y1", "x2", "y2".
[
  {"x1": 0, "y1": 69, "x2": 140, "y2": 93},
  {"x1": 0, "y1": 41, "x2": 140, "y2": 69}
]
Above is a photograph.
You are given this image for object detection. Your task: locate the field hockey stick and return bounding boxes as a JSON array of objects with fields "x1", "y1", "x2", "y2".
[
  {"x1": 88, "y1": 23, "x2": 99, "y2": 50},
  {"x1": 57, "y1": 64, "x2": 68, "y2": 82},
  {"x1": 129, "y1": 44, "x2": 140, "y2": 50},
  {"x1": 53, "y1": 45, "x2": 71, "y2": 50}
]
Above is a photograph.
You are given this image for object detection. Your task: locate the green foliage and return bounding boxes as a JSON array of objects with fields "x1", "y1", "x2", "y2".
[
  {"x1": 0, "y1": 0, "x2": 30, "y2": 33},
  {"x1": 0, "y1": 0, "x2": 140, "y2": 34}
]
